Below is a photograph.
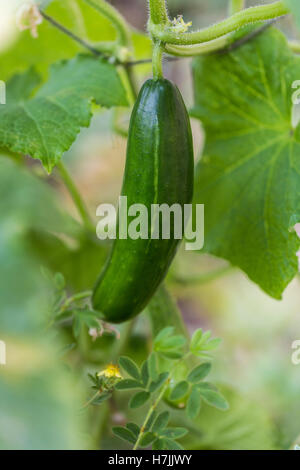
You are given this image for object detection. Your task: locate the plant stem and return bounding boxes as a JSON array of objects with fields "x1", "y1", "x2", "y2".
[
  {"x1": 57, "y1": 161, "x2": 95, "y2": 233},
  {"x1": 147, "y1": 284, "x2": 189, "y2": 340},
  {"x1": 118, "y1": 65, "x2": 138, "y2": 104},
  {"x1": 133, "y1": 377, "x2": 171, "y2": 450},
  {"x1": 164, "y1": 35, "x2": 230, "y2": 56},
  {"x1": 112, "y1": 108, "x2": 129, "y2": 138},
  {"x1": 82, "y1": 390, "x2": 101, "y2": 409},
  {"x1": 133, "y1": 348, "x2": 193, "y2": 449},
  {"x1": 60, "y1": 290, "x2": 92, "y2": 313},
  {"x1": 83, "y1": 0, "x2": 132, "y2": 47},
  {"x1": 40, "y1": 9, "x2": 287, "y2": 65},
  {"x1": 111, "y1": 319, "x2": 135, "y2": 361},
  {"x1": 148, "y1": 0, "x2": 169, "y2": 25},
  {"x1": 229, "y1": 0, "x2": 245, "y2": 16},
  {"x1": 40, "y1": 11, "x2": 101, "y2": 56},
  {"x1": 152, "y1": 41, "x2": 164, "y2": 80},
  {"x1": 149, "y1": 1, "x2": 289, "y2": 45},
  {"x1": 165, "y1": 17, "x2": 282, "y2": 57}
]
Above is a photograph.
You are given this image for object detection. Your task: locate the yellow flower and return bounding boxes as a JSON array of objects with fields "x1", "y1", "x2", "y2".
[
  {"x1": 171, "y1": 15, "x2": 192, "y2": 33},
  {"x1": 97, "y1": 364, "x2": 122, "y2": 379}
]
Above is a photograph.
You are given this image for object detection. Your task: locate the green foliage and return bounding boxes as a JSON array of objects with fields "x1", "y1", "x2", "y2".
[
  {"x1": 110, "y1": 327, "x2": 226, "y2": 449},
  {"x1": 119, "y1": 356, "x2": 141, "y2": 381},
  {"x1": 0, "y1": 157, "x2": 89, "y2": 450},
  {"x1": 115, "y1": 379, "x2": 143, "y2": 390},
  {"x1": 169, "y1": 380, "x2": 189, "y2": 400},
  {"x1": 126, "y1": 422, "x2": 140, "y2": 438},
  {"x1": 181, "y1": 386, "x2": 277, "y2": 450},
  {"x1": 86, "y1": 371, "x2": 120, "y2": 406},
  {"x1": 72, "y1": 309, "x2": 99, "y2": 338},
  {"x1": 192, "y1": 28, "x2": 300, "y2": 299},
  {"x1": 196, "y1": 384, "x2": 229, "y2": 411},
  {"x1": 187, "y1": 363, "x2": 211, "y2": 383},
  {"x1": 284, "y1": 0, "x2": 300, "y2": 29},
  {"x1": 0, "y1": 157, "x2": 78, "y2": 335},
  {"x1": 152, "y1": 411, "x2": 170, "y2": 433},
  {"x1": 0, "y1": 157, "x2": 78, "y2": 238},
  {"x1": 112, "y1": 426, "x2": 136, "y2": 444},
  {"x1": 154, "y1": 326, "x2": 186, "y2": 359},
  {"x1": 160, "y1": 427, "x2": 188, "y2": 439},
  {"x1": 0, "y1": 0, "x2": 151, "y2": 81},
  {"x1": 149, "y1": 372, "x2": 169, "y2": 393},
  {"x1": 0, "y1": 0, "x2": 290, "y2": 452},
  {"x1": 140, "y1": 432, "x2": 156, "y2": 447},
  {"x1": 141, "y1": 360, "x2": 149, "y2": 387},
  {"x1": 187, "y1": 385, "x2": 202, "y2": 420},
  {"x1": 148, "y1": 352, "x2": 159, "y2": 381},
  {"x1": 190, "y1": 329, "x2": 221, "y2": 358},
  {"x1": 0, "y1": 56, "x2": 128, "y2": 172},
  {"x1": 129, "y1": 391, "x2": 151, "y2": 409},
  {"x1": 29, "y1": 230, "x2": 108, "y2": 292}
]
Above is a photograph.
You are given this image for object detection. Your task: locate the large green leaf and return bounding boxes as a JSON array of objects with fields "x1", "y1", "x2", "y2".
[
  {"x1": 191, "y1": 28, "x2": 300, "y2": 299},
  {"x1": 0, "y1": 55, "x2": 128, "y2": 171}
]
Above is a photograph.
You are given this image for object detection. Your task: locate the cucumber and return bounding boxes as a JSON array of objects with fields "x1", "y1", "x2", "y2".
[{"x1": 92, "y1": 78, "x2": 194, "y2": 323}]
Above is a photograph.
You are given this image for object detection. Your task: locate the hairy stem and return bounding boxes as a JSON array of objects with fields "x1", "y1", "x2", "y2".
[
  {"x1": 149, "y1": 1, "x2": 289, "y2": 45},
  {"x1": 82, "y1": 390, "x2": 101, "y2": 409},
  {"x1": 229, "y1": 0, "x2": 245, "y2": 16},
  {"x1": 164, "y1": 35, "x2": 230, "y2": 56},
  {"x1": 148, "y1": 0, "x2": 169, "y2": 25},
  {"x1": 152, "y1": 41, "x2": 164, "y2": 80},
  {"x1": 57, "y1": 161, "x2": 95, "y2": 233},
  {"x1": 59, "y1": 290, "x2": 93, "y2": 313},
  {"x1": 165, "y1": 17, "x2": 282, "y2": 57},
  {"x1": 83, "y1": 0, "x2": 132, "y2": 47}
]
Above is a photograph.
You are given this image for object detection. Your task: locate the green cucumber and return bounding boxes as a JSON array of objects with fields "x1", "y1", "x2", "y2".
[{"x1": 92, "y1": 78, "x2": 194, "y2": 323}]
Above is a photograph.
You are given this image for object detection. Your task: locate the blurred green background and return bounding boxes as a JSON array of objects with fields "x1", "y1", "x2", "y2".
[{"x1": 0, "y1": 0, "x2": 299, "y2": 450}]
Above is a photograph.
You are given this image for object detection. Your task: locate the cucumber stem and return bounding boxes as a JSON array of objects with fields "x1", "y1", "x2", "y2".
[
  {"x1": 83, "y1": 0, "x2": 132, "y2": 47},
  {"x1": 148, "y1": 0, "x2": 169, "y2": 25},
  {"x1": 149, "y1": 1, "x2": 289, "y2": 45},
  {"x1": 57, "y1": 161, "x2": 95, "y2": 233},
  {"x1": 164, "y1": 35, "x2": 230, "y2": 56},
  {"x1": 152, "y1": 41, "x2": 164, "y2": 80}
]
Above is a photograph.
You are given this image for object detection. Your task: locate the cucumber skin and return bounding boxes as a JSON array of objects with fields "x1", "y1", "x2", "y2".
[{"x1": 92, "y1": 79, "x2": 194, "y2": 323}]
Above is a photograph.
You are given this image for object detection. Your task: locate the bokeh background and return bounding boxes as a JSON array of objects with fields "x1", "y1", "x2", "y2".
[{"x1": 0, "y1": 0, "x2": 299, "y2": 450}]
